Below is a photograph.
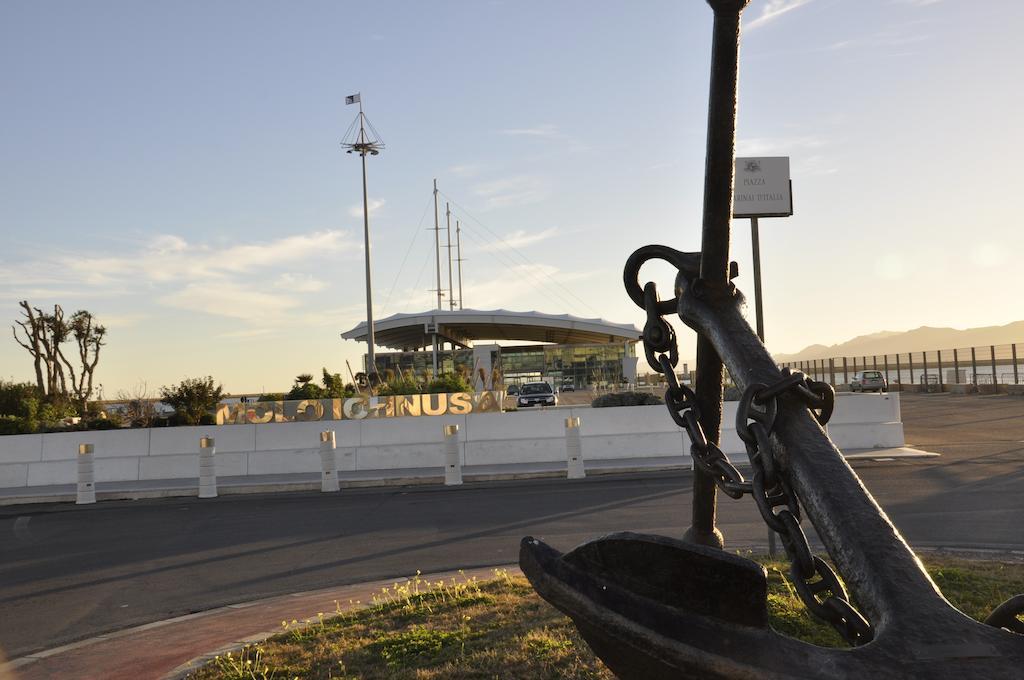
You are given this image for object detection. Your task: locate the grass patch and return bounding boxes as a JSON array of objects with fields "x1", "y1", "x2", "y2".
[{"x1": 187, "y1": 557, "x2": 1024, "y2": 680}]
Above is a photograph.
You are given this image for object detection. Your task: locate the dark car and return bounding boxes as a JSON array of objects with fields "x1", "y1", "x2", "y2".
[
  {"x1": 506, "y1": 384, "x2": 519, "y2": 396},
  {"x1": 516, "y1": 381, "x2": 557, "y2": 407}
]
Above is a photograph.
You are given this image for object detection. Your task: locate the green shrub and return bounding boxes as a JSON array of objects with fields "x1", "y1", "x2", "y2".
[
  {"x1": 159, "y1": 376, "x2": 224, "y2": 425},
  {"x1": 0, "y1": 415, "x2": 35, "y2": 435},
  {"x1": 426, "y1": 373, "x2": 472, "y2": 394},
  {"x1": 378, "y1": 375, "x2": 423, "y2": 396},
  {"x1": 83, "y1": 417, "x2": 119, "y2": 430},
  {"x1": 0, "y1": 380, "x2": 41, "y2": 419},
  {"x1": 258, "y1": 393, "x2": 286, "y2": 402},
  {"x1": 38, "y1": 399, "x2": 78, "y2": 424},
  {"x1": 286, "y1": 382, "x2": 324, "y2": 400},
  {"x1": 322, "y1": 368, "x2": 356, "y2": 398},
  {"x1": 591, "y1": 391, "x2": 665, "y2": 408}
]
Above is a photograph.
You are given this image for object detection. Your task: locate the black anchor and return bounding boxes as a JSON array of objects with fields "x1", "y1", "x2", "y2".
[{"x1": 520, "y1": 2, "x2": 1024, "y2": 677}]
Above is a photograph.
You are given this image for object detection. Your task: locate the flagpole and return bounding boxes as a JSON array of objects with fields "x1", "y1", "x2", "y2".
[
  {"x1": 360, "y1": 135, "x2": 375, "y2": 378},
  {"x1": 342, "y1": 92, "x2": 384, "y2": 383}
]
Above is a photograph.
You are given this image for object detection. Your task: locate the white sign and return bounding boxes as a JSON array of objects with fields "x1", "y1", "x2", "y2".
[{"x1": 733, "y1": 156, "x2": 792, "y2": 218}]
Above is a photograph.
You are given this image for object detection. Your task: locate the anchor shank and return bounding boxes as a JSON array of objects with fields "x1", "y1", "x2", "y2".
[{"x1": 678, "y1": 283, "x2": 950, "y2": 628}]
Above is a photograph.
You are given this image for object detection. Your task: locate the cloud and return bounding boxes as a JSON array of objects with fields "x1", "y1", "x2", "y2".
[
  {"x1": 500, "y1": 124, "x2": 559, "y2": 137},
  {"x1": 456, "y1": 264, "x2": 595, "y2": 310},
  {"x1": 58, "y1": 230, "x2": 359, "y2": 284},
  {"x1": 736, "y1": 135, "x2": 825, "y2": 156},
  {"x1": 274, "y1": 273, "x2": 327, "y2": 293},
  {"x1": 0, "y1": 229, "x2": 362, "y2": 325},
  {"x1": 214, "y1": 327, "x2": 279, "y2": 340},
  {"x1": 478, "y1": 228, "x2": 558, "y2": 252},
  {"x1": 970, "y1": 243, "x2": 1006, "y2": 269},
  {"x1": 449, "y1": 164, "x2": 483, "y2": 178},
  {"x1": 745, "y1": 0, "x2": 815, "y2": 32},
  {"x1": 873, "y1": 254, "x2": 908, "y2": 281},
  {"x1": 473, "y1": 176, "x2": 549, "y2": 210},
  {"x1": 100, "y1": 313, "x2": 151, "y2": 328},
  {"x1": 828, "y1": 40, "x2": 856, "y2": 51},
  {"x1": 158, "y1": 281, "x2": 298, "y2": 323},
  {"x1": 348, "y1": 199, "x2": 385, "y2": 219},
  {"x1": 497, "y1": 124, "x2": 592, "y2": 154},
  {"x1": 898, "y1": 0, "x2": 941, "y2": 6}
]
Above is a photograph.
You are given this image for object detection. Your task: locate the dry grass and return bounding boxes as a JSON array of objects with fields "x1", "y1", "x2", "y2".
[{"x1": 187, "y1": 556, "x2": 1024, "y2": 680}]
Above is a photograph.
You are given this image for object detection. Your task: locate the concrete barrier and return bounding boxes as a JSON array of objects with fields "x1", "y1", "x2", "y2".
[
  {"x1": 443, "y1": 424, "x2": 462, "y2": 486},
  {"x1": 0, "y1": 393, "x2": 905, "y2": 491},
  {"x1": 565, "y1": 417, "x2": 585, "y2": 479},
  {"x1": 198, "y1": 436, "x2": 217, "y2": 499},
  {"x1": 76, "y1": 444, "x2": 96, "y2": 504},
  {"x1": 319, "y1": 431, "x2": 339, "y2": 493}
]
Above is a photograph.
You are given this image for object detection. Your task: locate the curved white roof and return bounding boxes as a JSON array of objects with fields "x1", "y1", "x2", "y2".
[{"x1": 341, "y1": 308, "x2": 641, "y2": 351}]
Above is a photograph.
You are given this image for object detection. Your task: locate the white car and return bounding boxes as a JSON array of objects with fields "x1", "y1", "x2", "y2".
[{"x1": 850, "y1": 370, "x2": 887, "y2": 393}]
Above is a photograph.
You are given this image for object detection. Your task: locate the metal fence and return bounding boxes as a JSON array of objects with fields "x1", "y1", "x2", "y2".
[{"x1": 778, "y1": 343, "x2": 1023, "y2": 389}]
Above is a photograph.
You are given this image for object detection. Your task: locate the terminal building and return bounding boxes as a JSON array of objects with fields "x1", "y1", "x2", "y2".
[{"x1": 342, "y1": 309, "x2": 641, "y2": 390}]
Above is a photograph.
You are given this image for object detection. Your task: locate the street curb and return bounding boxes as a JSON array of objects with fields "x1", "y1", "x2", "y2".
[{"x1": 5, "y1": 565, "x2": 518, "y2": 680}]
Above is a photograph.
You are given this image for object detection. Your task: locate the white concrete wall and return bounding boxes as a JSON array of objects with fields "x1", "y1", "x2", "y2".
[{"x1": 0, "y1": 393, "x2": 903, "y2": 488}]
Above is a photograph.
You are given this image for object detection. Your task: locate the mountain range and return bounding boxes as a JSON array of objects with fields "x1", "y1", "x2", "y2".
[{"x1": 772, "y1": 320, "x2": 1024, "y2": 363}]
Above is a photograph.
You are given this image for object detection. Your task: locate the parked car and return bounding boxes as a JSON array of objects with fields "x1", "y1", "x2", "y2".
[
  {"x1": 850, "y1": 370, "x2": 887, "y2": 392},
  {"x1": 516, "y1": 381, "x2": 558, "y2": 407},
  {"x1": 561, "y1": 383, "x2": 575, "y2": 392},
  {"x1": 506, "y1": 384, "x2": 519, "y2": 396}
]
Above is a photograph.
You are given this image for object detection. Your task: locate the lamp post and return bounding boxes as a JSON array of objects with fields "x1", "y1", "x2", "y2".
[{"x1": 342, "y1": 94, "x2": 385, "y2": 378}]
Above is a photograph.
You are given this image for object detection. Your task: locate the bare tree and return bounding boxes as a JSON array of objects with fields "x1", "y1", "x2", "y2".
[
  {"x1": 12, "y1": 301, "x2": 67, "y2": 397},
  {"x1": 11, "y1": 301, "x2": 106, "y2": 410},
  {"x1": 11, "y1": 301, "x2": 46, "y2": 393},
  {"x1": 58, "y1": 310, "x2": 106, "y2": 408},
  {"x1": 116, "y1": 381, "x2": 156, "y2": 428}
]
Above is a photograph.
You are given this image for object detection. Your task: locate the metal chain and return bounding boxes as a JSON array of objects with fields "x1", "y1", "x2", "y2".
[
  {"x1": 737, "y1": 374, "x2": 873, "y2": 646},
  {"x1": 629, "y1": 260, "x2": 870, "y2": 646},
  {"x1": 640, "y1": 281, "x2": 751, "y2": 500}
]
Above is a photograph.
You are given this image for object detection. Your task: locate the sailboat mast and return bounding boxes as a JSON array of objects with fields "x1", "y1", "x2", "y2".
[
  {"x1": 456, "y1": 220, "x2": 464, "y2": 310},
  {"x1": 446, "y1": 202, "x2": 455, "y2": 310},
  {"x1": 433, "y1": 179, "x2": 442, "y2": 309}
]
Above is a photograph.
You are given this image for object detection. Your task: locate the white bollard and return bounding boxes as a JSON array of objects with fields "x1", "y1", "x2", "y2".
[
  {"x1": 199, "y1": 436, "x2": 217, "y2": 499},
  {"x1": 443, "y1": 424, "x2": 462, "y2": 486},
  {"x1": 565, "y1": 417, "x2": 585, "y2": 479},
  {"x1": 77, "y1": 443, "x2": 96, "y2": 504},
  {"x1": 320, "y1": 430, "x2": 339, "y2": 492}
]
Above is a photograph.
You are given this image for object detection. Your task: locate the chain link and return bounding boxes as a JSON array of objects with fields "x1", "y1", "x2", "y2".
[
  {"x1": 737, "y1": 374, "x2": 874, "y2": 646},
  {"x1": 640, "y1": 282, "x2": 751, "y2": 500},
  {"x1": 629, "y1": 262, "x2": 872, "y2": 646}
]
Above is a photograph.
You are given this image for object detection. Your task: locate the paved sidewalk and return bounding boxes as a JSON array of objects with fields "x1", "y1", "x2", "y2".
[
  {"x1": 0, "y1": 447, "x2": 933, "y2": 506},
  {"x1": 5, "y1": 565, "x2": 516, "y2": 680}
]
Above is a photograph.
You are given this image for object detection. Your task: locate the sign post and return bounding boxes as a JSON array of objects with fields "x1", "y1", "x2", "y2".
[
  {"x1": 733, "y1": 156, "x2": 793, "y2": 556},
  {"x1": 732, "y1": 156, "x2": 793, "y2": 344}
]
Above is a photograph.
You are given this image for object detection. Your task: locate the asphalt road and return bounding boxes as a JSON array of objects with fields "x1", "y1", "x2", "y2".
[{"x1": 1, "y1": 393, "x2": 1022, "y2": 659}]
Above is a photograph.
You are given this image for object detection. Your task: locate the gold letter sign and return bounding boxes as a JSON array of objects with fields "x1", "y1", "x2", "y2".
[{"x1": 215, "y1": 391, "x2": 505, "y2": 425}]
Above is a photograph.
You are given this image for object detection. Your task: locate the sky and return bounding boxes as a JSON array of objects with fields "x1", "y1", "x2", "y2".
[{"x1": 2, "y1": 0, "x2": 1022, "y2": 396}]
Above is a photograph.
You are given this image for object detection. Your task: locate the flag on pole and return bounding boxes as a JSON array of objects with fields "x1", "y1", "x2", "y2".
[{"x1": 345, "y1": 93, "x2": 361, "y2": 105}]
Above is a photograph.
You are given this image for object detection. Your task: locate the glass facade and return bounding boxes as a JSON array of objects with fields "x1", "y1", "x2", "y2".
[
  {"x1": 372, "y1": 341, "x2": 636, "y2": 389},
  {"x1": 372, "y1": 347, "x2": 476, "y2": 379}
]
